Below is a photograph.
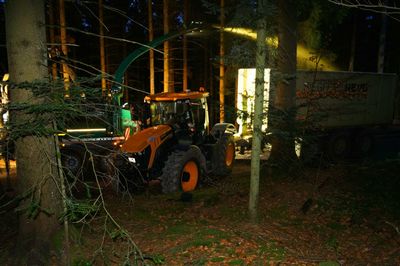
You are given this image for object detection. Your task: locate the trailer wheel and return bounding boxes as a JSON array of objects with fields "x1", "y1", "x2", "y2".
[
  {"x1": 327, "y1": 132, "x2": 350, "y2": 161},
  {"x1": 160, "y1": 146, "x2": 205, "y2": 194},
  {"x1": 354, "y1": 131, "x2": 375, "y2": 157},
  {"x1": 213, "y1": 133, "x2": 235, "y2": 176},
  {"x1": 299, "y1": 139, "x2": 320, "y2": 163}
]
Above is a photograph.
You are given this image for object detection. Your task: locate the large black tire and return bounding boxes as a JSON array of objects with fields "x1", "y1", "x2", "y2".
[
  {"x1": 354, "y1": 131, "x2": 375, "y2": 158},
  {"x1": 160, "y1": 146, "x2": 205, "y2": 194},
  {"x1": 327, "y1": 132, "x2": 351, "y2": 161},
  {"x1": 213, "y1": 133, "x2": 235, "y2": 176},
  {"x1": 61, "y1": 148, "x2": 86, "y2": 177}
]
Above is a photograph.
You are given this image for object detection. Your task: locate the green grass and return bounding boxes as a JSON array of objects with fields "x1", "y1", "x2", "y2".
[
  {"x1": 169, "y1": 227, "x2": 232, "y2": 254},
  {"x1": 164, "y1": 223, "x2": 193, "y2": 236},
  {"x1": 202, "y1": 193, "x2": 221, "y2": 207},
  {"x1": 146, "y1": 254, "x2": 165, "y2": 265},
  {"x1": 72, "y1": 258, "x2": 92, "y2": 266},
  {"x1": 170, "y1": 238, "x2": 219, "y2": 254},
  {"x1": 258, "y1": 242, "x2": 286, "y2": 261},
  {"x1": 131, "y1": 206, "x2": 152, "y2": 220},
  {"x1": 194, "y1": 188, "x2": 225, "y2": 207},
  {"x1": 228, "y1": 259, "x2": 245, "y2": 265},
  {"x1": 327, "y1": 221, "x2": 347, "y2": 231},
  {"x1": 319, "y1": 261, "x2": 340, "y2": 266},
  {"x1": 191, "y1": 257, "x2": 208, "y2": 265},
  {"x1": 326, "y1": 235, "x2": 339, "y2": 252},
  {"x1": 196, "y1": 227, "x2": 230, "y2": 239},
  {"x1": 266, "y1": 204, "x2": 288, "y2": 220},
  {"x1": 218, "y1": 204, "x2": 247, "y2": 222},
  {"x1": 210, "y1": 257, "x2": 225, "y2": 262}
]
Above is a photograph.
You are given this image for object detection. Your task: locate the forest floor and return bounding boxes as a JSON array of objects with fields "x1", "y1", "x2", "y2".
[{"x1": 1, "y1": 157, "x2": 400, "y2": 265}]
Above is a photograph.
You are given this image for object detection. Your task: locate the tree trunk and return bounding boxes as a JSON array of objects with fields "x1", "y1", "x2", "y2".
[
  {"x1": 209, "y1": 44, "x2": 215, "y2": 125},
  {"x1": 59, "y1": 0, "x2": 70, "y2": 97},
  {"x1": 163, "y1": 0, "x2": 173, "y2": 92},
  {"x1": 377, "y1": 2, "x2": 387, "y2": 73},
  {"x1": 99, "y1": 0, "x2": 107, "y2": 96},
  {"x1": 183, "y1": 0, "x2": 189, "y2": 92},
  {"x1": 219, "y1": 0, "x2": 225, "y2": 122},
  {"x1": 249, "y1": 0, "x2": 267, "y2": 223},
  {"x1": 5, "y1": 0, "x2": 62, "y2": 264},
  {"x1": 269, "y1": 0, "x2": 298, "y2": 163},
  {"x1": 148, "y1": 0, "x2": 155, "y2": 94},
  {"x1": 48, "y1": 1, "x2": 58, "y2": 80},
  {"x1": 348, "y1": 11, "x2": 357, "y2": 72}
]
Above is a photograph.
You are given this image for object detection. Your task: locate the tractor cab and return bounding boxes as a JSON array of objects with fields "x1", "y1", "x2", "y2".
[{"x1": 145, "y1": 91, "x2": 210, "y2": 144}]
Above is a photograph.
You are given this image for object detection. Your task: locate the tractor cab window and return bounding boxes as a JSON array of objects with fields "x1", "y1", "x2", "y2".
[
  {"x1": 150, "y1": 102, "x2": 172, "y2": 125},
  {"x1": 189, "y1": 99, "x2": 208, "y2": 142},
  {"x1": 189, "y1": 100, "x2": 205, "y2": 125},
  {"x1": 175, "y1": 100, "x2": 192, "y2": 125},
  {"x1": 150, "y1": 101, "x2": 191, "y2": 126}
]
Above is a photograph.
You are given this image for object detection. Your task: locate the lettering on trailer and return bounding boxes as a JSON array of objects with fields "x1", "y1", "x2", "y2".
[{"x1": 297, "y1": 79, "x2": 368, "y2": 99}]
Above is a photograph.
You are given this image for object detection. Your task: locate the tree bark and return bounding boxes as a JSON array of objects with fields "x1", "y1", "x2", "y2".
[
  {"x1": 219, "y1": 0, "x2": 225, "y2": 122},
  {"x1": 249, "y1": 0, "x2": 267, "y2": 223},
  {"x1": 99, "y1": 0, "x2": 107, "y2": 96},
  {"x1": 148, "y1": 0, "x2": 155, "y2": 94},
  {"x1": 163, "y1": 0, "x2": 173, "y2": 92},
  {"x1": 377, "y1": 2, "x2": 387, "y2": 73},
  {"x1": 5, "y1": 0, "x2": 62, "y2": 263},
  {"x1": 183, "y1": 0, "x2": 189, "y2": 92},
  {"x1": 269, "y1": 0, "x2": 298, "y2": 163},
  {"x1": 348, "y1": 11, "x2": 357, "y2": 72},
  {"x1": 48, "y1": 1, "x2": 58, "y2": 80},
  {"x1": 59, "y1": 0, "x2": 70, "y2": 97}
]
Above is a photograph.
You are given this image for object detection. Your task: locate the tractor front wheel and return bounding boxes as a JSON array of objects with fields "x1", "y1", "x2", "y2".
[{"x1": 160, "y1": 146, "x2": 205, "y2": 194}]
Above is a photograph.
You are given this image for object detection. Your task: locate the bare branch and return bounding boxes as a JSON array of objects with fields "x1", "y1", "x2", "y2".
[
  {"x1": 46, "y1": 24, "x2": 164, "y2": 55},
  {"x1": 328, "y1": 0, "x2": 400, "y2": 12},
  {"x1": 385, "y1": 221, "x2": 400, "y2": 235},
  {"x1": 328, "y1": 0, "x2": 400, "y2": 22},
  {"x1": 74, "y1": 0, "x2": 149, "y2": 31},
  {"x1": 75, "y1": 0, "x2": 110, "y2": 32}
]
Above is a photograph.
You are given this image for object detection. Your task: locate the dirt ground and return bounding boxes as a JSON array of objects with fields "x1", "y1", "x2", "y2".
[{"x1": 1, "y1": 158, "x2": 400, "y2": 265}]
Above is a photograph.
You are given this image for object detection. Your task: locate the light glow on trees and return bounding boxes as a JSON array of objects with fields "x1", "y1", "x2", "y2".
[{"x1": 217, "y1": 26, "x2": 339, "y2": 71}]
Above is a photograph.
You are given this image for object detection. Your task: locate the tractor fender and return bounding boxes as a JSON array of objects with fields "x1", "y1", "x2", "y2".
[{"x1": 210, "y1": 123, "x2": 236, "y2": 139}]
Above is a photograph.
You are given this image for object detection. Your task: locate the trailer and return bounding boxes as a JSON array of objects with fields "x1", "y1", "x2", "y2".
[{"x1": 236, "y1": 68, "x2": 399, "y2": 161}]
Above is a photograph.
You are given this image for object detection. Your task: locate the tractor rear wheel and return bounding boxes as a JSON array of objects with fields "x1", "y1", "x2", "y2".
[
  {"x1": 160, "y1": 146, "x2": 205, "y2": 194},
  {"x1": 213, "y1": 133, "x2": 235, "y2": 176}
]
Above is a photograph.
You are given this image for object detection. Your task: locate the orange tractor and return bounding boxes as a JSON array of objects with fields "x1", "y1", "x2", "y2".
[{"x1": 115, "y1": 90, "x2": 236, "y2": 193}]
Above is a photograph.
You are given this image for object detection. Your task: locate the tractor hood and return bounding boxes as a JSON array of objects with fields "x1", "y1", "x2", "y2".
[{"x1": 121, "y1": 124, "x2": 172, "y2": 153}]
